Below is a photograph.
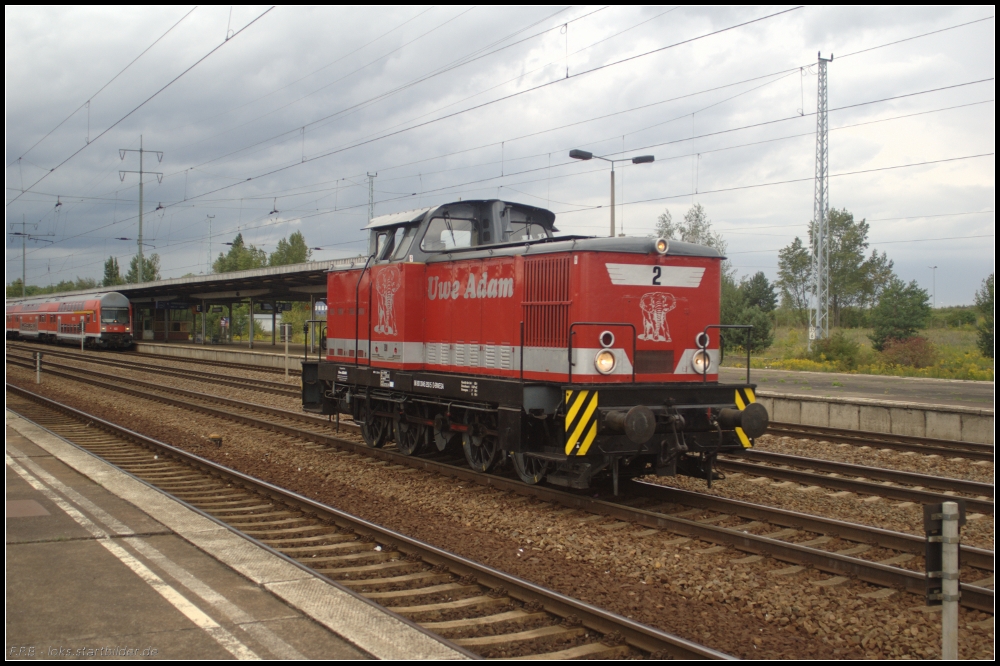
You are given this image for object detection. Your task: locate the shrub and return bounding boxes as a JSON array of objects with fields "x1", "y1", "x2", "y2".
[
  {"x1": 946, "y1": 310, "x2": 977, "y2": 328},
  {"x1": 974, "y1": 274, "x2": 994, "y2": 359},
  {"x1": 869, "y1": 278, "x2": 931, "y2": 351},
  {"x1": 880, "y1": 336, "x2": 937, "y2": 368},
  {"x1": 808, "y1": 330, "x2": 862, "y2": 369}
]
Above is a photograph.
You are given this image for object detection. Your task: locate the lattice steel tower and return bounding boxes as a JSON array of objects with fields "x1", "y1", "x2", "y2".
[{"x1": 809, "y1": 52, "x2": 832, "y2": 347}]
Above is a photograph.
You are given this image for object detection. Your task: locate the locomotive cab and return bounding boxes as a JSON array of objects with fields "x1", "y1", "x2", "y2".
[{"x1": 304, "y1": 199, "x2": 767, "y2": 491}]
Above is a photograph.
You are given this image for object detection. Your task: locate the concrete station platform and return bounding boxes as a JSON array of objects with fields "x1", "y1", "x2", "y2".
[
  {"x1": 5, "y1": 412, "x2": 464, "y2": 660},
  {"x1": 719, "y1": 368, "x2": 994, "y2": 445},
  {"x1": 133, "y1": 342, "x2": 994, "y2": 445}
]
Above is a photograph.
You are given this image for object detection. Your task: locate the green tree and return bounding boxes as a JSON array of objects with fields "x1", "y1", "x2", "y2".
[
  {"x1": 124, "y1": 253, "x2": 161, "y2": 283},
  {"x1": 652, "y1": 208, "x2": 674, "y2": 240},
  {"x1": 974, "y1": 273, "x2": 994, "y2": 358},
  {"x1": 776, "y1": 236, "x2": 811, "y2": 323},
  {"x1": 809, "y1": 208, "x2": 894, "y2": 326},
  {"x1": 102, "y1": 256, "x2": 124, "y2": 287},
  {"x1": 654, "y1": 203, "x2": 733, "y2": 281},
  {"x1": 213, "y1": 233, "x2": 267, "y2": 273},
  {"x1": 6, "y1": 278, "x2": 28, "y2": 297},
  {"x1": 269, "y1": 231, "x2": 311, "y2": 266},
  {"x1": 740, "y1": 271, "x2": 777, "y2": 312},
  {"x1": 6, "y1": 276, "x2": 98, "y2": 297},
  {"x1": 718, "y1": 273, "x2": 774, "y2": 356},
  {"x1": 869, "y1": 277, "x2": 931, "y2": 351}
]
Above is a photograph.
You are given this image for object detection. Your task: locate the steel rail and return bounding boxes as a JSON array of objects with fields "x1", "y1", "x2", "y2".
[
  {"x1": 6, "y1": 384, "x2": 727, "y2": 660},
  {"x1": 767, "y1": 422, "x2": 994, "y2": 461},
  {"x1": 14, "y1": 355, "x2": 993, "y2": 512},
  {"x1": 624, "y1": 481, "x2": 993, "y2": 572},
  {"x1": 13, "y1": 356, "x2": 991, "y2": 514},
  {"x1": 715, "y1": 458, "x2": 993, "y2": 515},
  {"x1": 6, "y1": 344, "x2": 298, "y2": 397},
  {"x1": 736, "y1": 449, "x2": 994, "y2": 498},
  {"x1": 7, "y1": 361, "x2": 993, "y2": 612}
]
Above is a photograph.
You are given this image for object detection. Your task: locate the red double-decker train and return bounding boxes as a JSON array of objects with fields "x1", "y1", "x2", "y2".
[
  {"x1": 302, "y1": 199, "x2": 767, "y2": 489},
  {"x1": 5, "y1": 291, "x2": 134, "y2": 349}
]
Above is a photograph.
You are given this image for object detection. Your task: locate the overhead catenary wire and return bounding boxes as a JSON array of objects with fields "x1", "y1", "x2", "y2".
[
  {"x1": 8, "y1": 10, "x2": 994, "y2": 285},
  {"x1": 6, "y1": 6, "x2": 276, "y2": 207},
  {"x1": 6, "y1": 6, "x2": 198, "y2": 169},
  {"x1": 38, "y1": 11, "x2": 987, "y2": 217},
  {"x1": 13, "y1": 91, "x2": 993, "y2": 261}
]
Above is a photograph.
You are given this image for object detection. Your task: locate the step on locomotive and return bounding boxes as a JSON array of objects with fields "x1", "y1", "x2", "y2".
[{"x1": 302, "y1": 200, "x2": 768, "y2": 489}]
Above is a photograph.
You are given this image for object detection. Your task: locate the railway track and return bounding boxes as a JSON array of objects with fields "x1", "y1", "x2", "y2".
[
  {"x1": 767, "y1": 422, "x2": 994, "y2": 462},
  {"x1": 7, "y1": 356, "x2": 994, "y2": 612},
  {"x1": 14, "y1": 343, "x2": 991, "y2": 463},
  {"x1": 6, "y1": 344, "x2": 297, "y2": 398},
  {"x1": 6, "y1": 387, "x2": 723, "y2": 660},
  {"x1": 8, "y1": 354, "x2": 991, "y2": 512}
]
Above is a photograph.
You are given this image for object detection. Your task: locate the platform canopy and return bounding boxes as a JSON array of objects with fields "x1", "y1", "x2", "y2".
[{"x1": 6, "y1": 257, "x2": 364, "y2": 306}]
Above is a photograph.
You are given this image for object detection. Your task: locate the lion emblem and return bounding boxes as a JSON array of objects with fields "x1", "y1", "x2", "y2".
[
  {"x1": 638, "y1": 292, "x2": 677, "y2": 342},
  {"x1": 373, "y1": 267, "x2": 402, "y2": 336}
]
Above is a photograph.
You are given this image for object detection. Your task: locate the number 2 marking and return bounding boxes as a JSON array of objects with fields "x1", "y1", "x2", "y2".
[{"x1": 652, "y1": 266, "x2": 662, "y2": 285}]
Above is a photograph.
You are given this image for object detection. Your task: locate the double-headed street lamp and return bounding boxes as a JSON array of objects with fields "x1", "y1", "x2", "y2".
[{"x1": 570, "y1": 149, "x2": 654, "y2": 237}]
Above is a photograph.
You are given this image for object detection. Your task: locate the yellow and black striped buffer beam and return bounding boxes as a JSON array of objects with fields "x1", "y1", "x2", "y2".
[
  {"x1": 564, "y1": 389, "x2": 599, "y2": 456},
  {"x1": 734, "y1": 387, "x2": 756, "y2": 448}
]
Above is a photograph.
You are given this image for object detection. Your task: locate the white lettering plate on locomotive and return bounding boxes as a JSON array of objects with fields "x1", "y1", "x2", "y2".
[{"x1": 605, "y1": 263, "x2": 705, "y2": 288}]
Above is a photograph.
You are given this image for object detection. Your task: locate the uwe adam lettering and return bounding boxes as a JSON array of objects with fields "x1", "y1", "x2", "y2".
[{"x1": 426, "y1": 272, "x2": 514, "y2": 301}]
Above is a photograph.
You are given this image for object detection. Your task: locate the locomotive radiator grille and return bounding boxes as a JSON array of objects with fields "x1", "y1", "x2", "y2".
[
  {"x1": 523, "y1": 255, "x2": 571, "y2": 348},
  {"x1": 564, "y1": 389, "x2": 599, "y2": 456}
]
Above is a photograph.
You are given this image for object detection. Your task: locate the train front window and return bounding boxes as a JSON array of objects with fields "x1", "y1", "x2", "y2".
[
  {"x1": 390, "y1": 225, "x2": 418, "y2": 260},
  {"x1": 420, "y1": 217, "x2": 479, "y2": 251},
  {"x1": 101, "y1": 308, "x2": 129, "y2": 324},
  {"x1": 502, "y1": 209, "x2": 551, "y2": 242}
]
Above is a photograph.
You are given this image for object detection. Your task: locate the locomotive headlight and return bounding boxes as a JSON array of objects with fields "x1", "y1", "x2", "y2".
[
  {"x1": 595, "y1": 349, "x2": 616, "y2": 375},
  {"x1": 655, "y1": 238, "x2": 669, "y2": 255},
  {"x1": 692, "y1": 349, "x2": 711, "y2": 374}
]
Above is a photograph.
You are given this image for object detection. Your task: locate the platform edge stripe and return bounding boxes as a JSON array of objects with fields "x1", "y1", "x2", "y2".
[
  {"x1": 4, "y1": 451, "x2": 260, "y2": 661},
  {"x1": 6, "y1": 438, "x2": 309, "y2": 661},
  {"x1": 264, "y1": 578, "x2": 465, "y2": 660},
  {"x1": 6, "y1": 410, "x2": 468, "y2": 661}
]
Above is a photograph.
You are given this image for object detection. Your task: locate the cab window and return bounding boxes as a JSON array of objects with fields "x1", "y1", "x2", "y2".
[
  {"x1": 502, "y1": 210, "x2": 551, "y2": 242},
  {"x1": 420, "y1": 217, "x2": 480, "y2": 252},
  {"x1": 390, "y1": 225, "x2": 418, "y2": 260}
]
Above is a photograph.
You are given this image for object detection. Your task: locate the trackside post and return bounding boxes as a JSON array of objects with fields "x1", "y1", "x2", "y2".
[{"x1": 924, "y1": 499, "x2": 965, "y2": 659}]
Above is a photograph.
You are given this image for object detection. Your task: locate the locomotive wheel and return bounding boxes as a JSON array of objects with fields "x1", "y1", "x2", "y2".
[
  {"x1": 511, "y1": 452, "x2": 550, "y2": 485},
  {"x1": 395, "y1": 407, "x2": 429, "y2": 456},
  {"x1": 462, "y1": 412, "x2": 499, "y2": 473},
  {"x1": 360, "y1": 400, "x2": 391, "y2": 448}
]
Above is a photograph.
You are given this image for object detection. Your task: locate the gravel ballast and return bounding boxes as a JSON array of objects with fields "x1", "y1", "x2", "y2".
[{"x1": 6, "y1": 366, "x2": 994, "y2": 659}]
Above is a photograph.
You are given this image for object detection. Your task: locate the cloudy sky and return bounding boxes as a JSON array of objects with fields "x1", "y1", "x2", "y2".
[{"x1": 5, "y1": 5, "x2": 995, "y2": 305}]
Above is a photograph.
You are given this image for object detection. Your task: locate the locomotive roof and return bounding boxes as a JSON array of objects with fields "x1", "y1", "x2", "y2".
[
  {"x1": 364, "y1": 207, "x2": 434, "y2": 230},
  {"x1": 364, "y1": 200, "x2": 557, "y2": 230},
  {"x1": 422, "y1": 235, "x2": 724, "y2": 262}
]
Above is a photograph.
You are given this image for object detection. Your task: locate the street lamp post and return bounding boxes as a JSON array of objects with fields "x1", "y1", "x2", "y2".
[{"x1": 570, "y1": 150, "x2": 654, "y2": 237}]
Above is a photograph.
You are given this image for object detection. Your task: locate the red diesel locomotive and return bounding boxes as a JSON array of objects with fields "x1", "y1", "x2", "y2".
[
  {"x1": 5, "y1": 292, "x2": 134, "y2": 349},
  {"x1": 302, "y1": 199, "x2": 768, "y2": 489}
]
